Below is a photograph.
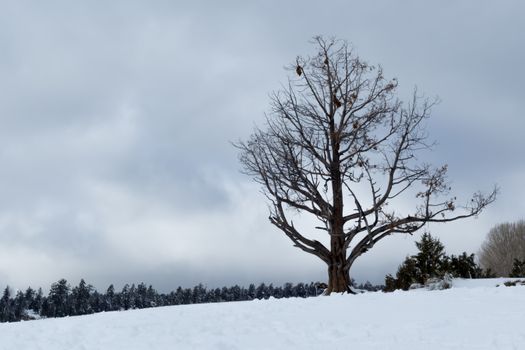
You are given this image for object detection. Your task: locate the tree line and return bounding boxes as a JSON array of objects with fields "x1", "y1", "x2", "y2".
[
  {"x1": 3, "y1": 223, "x2": 522, "y2": 323},
  {"x1": 0, "y1": 279, "x2": 378, "y2": 323}
]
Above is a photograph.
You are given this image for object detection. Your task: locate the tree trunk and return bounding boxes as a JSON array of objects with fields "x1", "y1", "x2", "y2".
[
  {"x1": 325, "y1": 259, "x2": 352, "y2": 294},
  {"x1": 325, "y1": 234, "x2": 353, "y2": 294}
]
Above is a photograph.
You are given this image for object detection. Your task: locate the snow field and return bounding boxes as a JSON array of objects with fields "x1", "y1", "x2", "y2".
[{"x1": 1, "y1": 279, "x2": 524, "y2": 350}]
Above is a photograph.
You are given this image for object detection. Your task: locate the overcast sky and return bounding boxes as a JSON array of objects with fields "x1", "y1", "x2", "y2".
[{"x1": 0, "y1": 1, "x2": 523, "y2": 292}]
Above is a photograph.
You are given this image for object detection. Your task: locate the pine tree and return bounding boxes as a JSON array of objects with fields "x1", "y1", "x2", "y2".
[
  {"x1": 384, "y1": 233, "x2": 450, "y2": 291},
  {"x1": 282, "y1": 282, "x2": 293, "y2": 298},
  {"x1": 383, "y1": 275, "x2": 397, "y2": 292},
  {"x1": 247, "y1": 284, "x2": 256, "y2": 300},
  {"x1": 296, "y1": 283, "x2": 307, "y2": 298},
  {"x1": 448, "y1": 252, "x2": 482, "y2": 278},
  {"x1": 213, "y1": 288, "x2": 222, "y2": 302},
  {"x1": 105, "y1": 284, "x2": 115, "y2": 311},
  {"x1": 181, "y1": 288, "x2": 192, "y2": 304},
  {"x1": 230, "y1": 285, "x2": 242, "y2": 301},
  {"x1": 414, "y1": 232, "x2": 447, "y2": 283},
  {"x1": 267, "y1": 284, "x2": 275, "y2": 299},
  {"x1": 90, "y1": 291, "x2": 103, "y2": 313},
  {"x1": 273, "y1": 286, "x2": 284, "y2": 299},
  {"x1": 136, "y1": 283, "x2": 148, "y2": 308},
  {"x1": 255, "y1": 283, "x2": 267, "y2": 300},
  {"x1": 40, "y1": 297, "x2": 52, "y2": 318},
  {"x1": 129, "y1": 284, "x2": 138, "y2": 309},
  {"x1": 13, "y1": 290, "x2": 26, "y2": 320},
  {"x1": 396, "y1": 256, "x2": 419, "y2": 290},
  {"x1": 192, "y1": 284, "x2": 206, "y2": 304},
  {"x1": 172, "y1": 287, "x2": 184, "y2": 305},
  {"x1": 24, "y1": 287, "x2": 38, "y2": 314},
  {"x1": 48, "y1": 279, "x2": 70, "y2": 317},
  {"x1": 120, "y1": 284, "x2": 131, "y2": 310},
  {"x1": 72, "y1": 279, "x2": 93, "y2": 315},
  {"x1": 0, "y1": 286, "x2": 14, "y2": 322},
  {"x1": 33, "y1": 288, "x2": 43, "y2": 314},
  {"x1": 220, "y1": 286, "x2": 231, "y2": 302},
  {"x1": 510, "y1": 259, "x2": 525, "y2": 277},
  {"x1": 146, "y1": 285, "x2": 157, "y2": 307}
]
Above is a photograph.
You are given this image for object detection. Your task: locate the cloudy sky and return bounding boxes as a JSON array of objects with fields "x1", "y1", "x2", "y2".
[{"x1": 0, "y1": 1, "x2": 523, "y2": 292}]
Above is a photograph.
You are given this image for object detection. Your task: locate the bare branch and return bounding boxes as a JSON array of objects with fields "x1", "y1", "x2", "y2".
[{"x1": 236, "y1": 36, "x2": 497, "y2": 294}]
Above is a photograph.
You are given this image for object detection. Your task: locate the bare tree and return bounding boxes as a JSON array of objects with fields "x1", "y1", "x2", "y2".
[
  {"x1": 236, "y1": 37, "x2": 497, "y2": 294},
  {"x1": 479, "y1": 221, "x2": 525, "y2": 276}
]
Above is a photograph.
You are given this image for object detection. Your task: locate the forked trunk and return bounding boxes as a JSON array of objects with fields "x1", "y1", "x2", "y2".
[{"x1": 325, "y1": 260, "x2": 352, "y2": 294}]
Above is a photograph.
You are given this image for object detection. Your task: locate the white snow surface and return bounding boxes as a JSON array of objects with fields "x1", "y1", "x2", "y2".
[{"x1": 1, "y1": 279, "x2": 524, "y2": 350}]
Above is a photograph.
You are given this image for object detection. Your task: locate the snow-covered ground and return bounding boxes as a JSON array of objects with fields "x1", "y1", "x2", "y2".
[{"x1": 1, "y1": 278, "x2": 524, "y2": 350}]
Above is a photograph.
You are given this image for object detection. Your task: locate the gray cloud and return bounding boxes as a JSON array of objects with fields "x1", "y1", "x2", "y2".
[{"x1": 0, "y1": 1, "x2": 523, "y2": 291}]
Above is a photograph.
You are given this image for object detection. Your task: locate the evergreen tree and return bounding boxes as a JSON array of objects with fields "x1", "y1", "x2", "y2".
[
  {"x1": 90, "y1": 291, "x2": 103, "y2": 313},
  {"x1": 213, "y1": 288, "x2": 222, "y2": 302},
  {"x1": 384, "y1": 233, "x2": 448, "y2": 291},
  {"x1": 72, "y1": 279, "x2": 93, "y2": 315},
  {"x1": 136, "y1": 283, "x2": 148, "y2": 308},
  {"x1": 146, "y1": 285, "x2": 157, "y2": 307},
  {"x1": 112, "y1": 288, "x2": 123, "y2": 310},
  {"x1": 205, "y1": 288, "x2": 217, "y2": 303},
  {"x1": 282, "y1": 283, "x2": 293, "y2": 298},
  {"x1": 307, "y1": 282, "x2": 318, "y2": 296},
  {"x1": 272, "y1": 286, "x2": 284, "y2": 299},
  {"x1": 510, "y1": 259, "x2": 525, "y2": 277},
  {"x1": 383, "y1": 275, "x2": 397, "y2": 292},
  {"x1": 171, "y1": 287, "x2": 184, "y2": 305},
  {"x1": 128, "y1": 284, "x2": 137, "y2": 309},
  {"x1": 267, "y1": 284, "x2": 275, "y2": 299},
  {"x1": 384, "y1": 232, "x2": 490, "y2": 291},
  {"x1": 0, "y1": 286, "x2": 14, "y2": 322},
  {"x1": 192, "y1": 284, "x2": 206, "y2": 304},
  {"x1": 255, "y1": 283, "x2": 267, "y2": 300},
  {"x1": 48, "y1": 279, "x2": 70, "y2": 317},
  {"x1": 395, "y1": 256, "x2": 419, "y2": 290},
  {"x1": 24, "y1": 287, "x2": 38, "y2": 314},
  {"x1": 448, "y1": 252, "x2": 482, "y2": 278},
  {"x1": 220, "y1": 286, "x2": 231, "y2": 302},
  {"x1": 13, "y1": 290, "x2": 26, "y2": 320},
  {"x1": 40, "y1": 297, "x2": 52, "y2": 318},
  {"x1": 355, "y1": 281, "x2": 382, "y2": 292},
  {"x1": 230, "y1": 285, "x2": 242, "y2": 301},
  {"x1": 414, "y1": 232, "x2": 447, "y2": 283},
  {"x1": 120, "y1": 284, "x2": 131, "y2": 310},
  {"x1": 33, "y1": 288, "x2": 44, "y2": 314},
  {"x1": 296, "y1": 282, "x2": 307, "y2": 298},
  {"x1": 104, "y1": 284, "x2": 116, "y2": 311},
  {"x1": 180, "y1": 288, "x2": 191, "y2": 304},
  {"x1": 247, "y1": 284, "x2": 256, "y2": 300}
]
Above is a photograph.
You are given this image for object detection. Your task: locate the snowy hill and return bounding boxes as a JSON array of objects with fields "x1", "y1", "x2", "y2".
[{"x1": 1, "y1": 279, "x2": 524, "y2": 350}]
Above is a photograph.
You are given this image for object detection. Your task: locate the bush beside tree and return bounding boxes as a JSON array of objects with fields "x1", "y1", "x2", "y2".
[{"x1": 384, "y1": 232, "x2": 489, "y2": 292}]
